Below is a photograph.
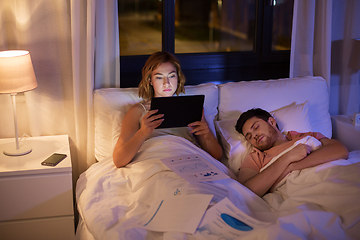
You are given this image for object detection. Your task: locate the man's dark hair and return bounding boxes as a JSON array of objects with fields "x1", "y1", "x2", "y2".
[{"x1": 235, "y1": 108, "x2": 279, "y2": 135}]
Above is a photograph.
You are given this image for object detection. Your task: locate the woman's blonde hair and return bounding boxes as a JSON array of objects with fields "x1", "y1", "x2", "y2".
[{"x1": 138, "y1": 51, "x2": 186, "y2": 100}]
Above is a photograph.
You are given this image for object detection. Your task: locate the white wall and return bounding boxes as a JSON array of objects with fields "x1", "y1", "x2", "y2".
[
  {"x1": 0, "y1": 1, "x2": 73, "y2": 139},
  {"x1": 329, "y1": 0, "x2": 360, "y2": 116}
]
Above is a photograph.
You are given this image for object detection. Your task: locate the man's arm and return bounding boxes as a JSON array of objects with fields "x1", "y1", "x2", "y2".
[
  {"x1": 281, "y1": 138, "x2": 348, "y2": 177},
  {"x1": 238, "y1": 162, "x2": 289, "y2": 197},
  {"x1": 238, "y1": 144, "x2": 311, "y2": 197},
  {"x1": 271, "y1": 138, "x2": 349, "y2": 191}
]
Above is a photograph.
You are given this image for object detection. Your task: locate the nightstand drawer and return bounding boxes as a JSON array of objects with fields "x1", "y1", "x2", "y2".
[
  {"x1": 0, "y1": 216, "x2": 74, "y2": 240},
  {"x1": 0, "y1": 172, "x2": 73, "y2": 221}
]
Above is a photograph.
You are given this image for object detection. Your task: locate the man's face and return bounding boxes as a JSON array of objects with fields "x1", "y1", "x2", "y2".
[{"x1": 242, "y1": 116, "x2": 278, "y2": 151}]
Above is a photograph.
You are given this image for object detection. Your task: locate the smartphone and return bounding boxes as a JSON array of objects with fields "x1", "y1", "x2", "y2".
[{"x1": 41, "y1": 153, "x2": 67, "y2": 167}]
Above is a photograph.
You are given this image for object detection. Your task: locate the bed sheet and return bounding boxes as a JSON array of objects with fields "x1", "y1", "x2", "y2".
[{"x1": 76, "y1": 135, "x2": 360, "y2": 240}]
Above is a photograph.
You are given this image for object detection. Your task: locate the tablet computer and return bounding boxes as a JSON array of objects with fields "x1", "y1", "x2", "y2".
[{"x1": 150, "y1": 95, "x2": 205, "y2": 128}]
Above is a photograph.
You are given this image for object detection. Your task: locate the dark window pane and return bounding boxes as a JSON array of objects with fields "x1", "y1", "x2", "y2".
[
  {"x1": 119, "y1": 0, "x2": 161, "y2": 56},
  {"x1": 175, "y1": 0, "x2": 256, "y2": 53},
  {"x1": 271, "y1": 0, "x2": 294, "y2": 50}
]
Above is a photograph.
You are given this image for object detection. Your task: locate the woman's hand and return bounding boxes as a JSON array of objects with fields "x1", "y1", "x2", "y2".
[
  {"x1": 139, "y1": 109, "x2": 164, "y2": 137},
  {"x1": 187, "y1": 111, "x2": 211, "y2": 138},
  {"x1": 188, "y1": 110, "x2": 223, "y2": 160},
  {"x1": 188, "y1": 121, "x2": 211, "y2": 137},
  {"x1": 113, "y1": 107, "x2": 164, "y2": 168}
]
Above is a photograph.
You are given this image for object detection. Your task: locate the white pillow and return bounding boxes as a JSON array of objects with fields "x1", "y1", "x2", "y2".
[
  {"x1": 270, "y1": 101, "x2": 312, "y2": 134},
  {"x1": 218, "y1": 76, "x2": 332, "y2": 138},
  {"x1": 94, "y1": 88, "x2": 141, "y2": 162},
  {"x1": 94, "y1": 83, "x2": 219, "y2": 162},
  {"x1": 215, "y1": 119, "x2": 252, "y2": 175},
  {"x1": 110, "y1": 110, "x2": 125, "y2": 151},
  {"x1": 215, "y1": 102, "x2": 312, "y2": 175}
]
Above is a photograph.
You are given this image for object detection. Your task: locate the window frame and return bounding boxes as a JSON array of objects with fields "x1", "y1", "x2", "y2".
[{"x1": 119, "y1": 0, "x2": 291, "y2": 87}]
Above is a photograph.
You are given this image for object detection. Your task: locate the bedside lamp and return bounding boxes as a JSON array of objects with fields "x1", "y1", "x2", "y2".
[{"x1": 0, "y1": 50, "x2": 38, "y2": 156}]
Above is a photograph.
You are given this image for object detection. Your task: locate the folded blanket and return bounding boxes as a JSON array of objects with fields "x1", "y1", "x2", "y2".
[{"x1": 260, "y1": 136, "x2": 322, "y2": 172}]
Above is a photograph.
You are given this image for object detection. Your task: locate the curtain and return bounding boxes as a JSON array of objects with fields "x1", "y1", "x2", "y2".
[
  {"x1": 94, "y1": 0, "x2": 120, "y2": 89},
  {"x1": 70, "y1": 0, "x2": 96, "y2": 175},
  {"x1": 290, "y1": 0, "x2": 332, "y2": 85},
  {"x1": 62, "y1": 0, "x2": 120, "y2": 174},
  {"x1": 0, "y1": 0, "x2": 120, "y2": 178},
  {"x1": 70, "y1": 0, "x2": 120, "y2": 174},
  {"x1": 290, "y1": 0, "x2": 360, "y2": 115}
]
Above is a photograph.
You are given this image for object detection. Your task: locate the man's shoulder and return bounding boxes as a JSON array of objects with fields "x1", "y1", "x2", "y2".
[
  {"x1": 240, "y1": 148, "x2": 264, "y2": 172},
  {"x1": 243, "y1": 148, "x2": 265, "y2": 164},
  {"x1": 286, "y1": 131, "x2": 327, "y2": 140}
]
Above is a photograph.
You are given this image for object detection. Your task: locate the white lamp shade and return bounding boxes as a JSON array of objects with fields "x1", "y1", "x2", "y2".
[
  {"x1": 0, "y1": 50, "x2": 38, "y2": 94},
  {"x1": 349, "y1": 39, "x2": 360, "y2": 70}
]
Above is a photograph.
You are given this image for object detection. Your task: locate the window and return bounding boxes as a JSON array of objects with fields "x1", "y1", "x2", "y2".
[{"x1": 119, "y1": 0, "x2": 294, "y2": 87}]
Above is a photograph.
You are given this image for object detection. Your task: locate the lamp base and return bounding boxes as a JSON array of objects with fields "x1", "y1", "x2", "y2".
[{"x1": 3, "y1": 142, "x2": 32, "y2": 156}]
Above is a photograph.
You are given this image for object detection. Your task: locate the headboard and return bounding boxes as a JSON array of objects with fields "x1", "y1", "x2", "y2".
[{"x1": 93, "y1": 76, "x2": 331, "y2": 173}]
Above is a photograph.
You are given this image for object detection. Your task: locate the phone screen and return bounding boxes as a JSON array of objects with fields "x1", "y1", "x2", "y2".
[{"x1": 41, "y1": 153, "x2": 67, "y2": 166}]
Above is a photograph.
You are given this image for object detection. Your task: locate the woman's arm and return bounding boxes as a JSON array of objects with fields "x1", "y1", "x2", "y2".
[
  {"x1": 113, "y1": 105, "x2": 164, "y2": 168},
  {"x1": 188, "y1": 113, "x2": 223, "y2": 160}
]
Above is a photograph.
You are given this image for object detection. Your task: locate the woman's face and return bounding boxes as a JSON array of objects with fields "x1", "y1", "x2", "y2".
[{"x1": 150, "y1": 62, "x2": 178, "y2": 98}]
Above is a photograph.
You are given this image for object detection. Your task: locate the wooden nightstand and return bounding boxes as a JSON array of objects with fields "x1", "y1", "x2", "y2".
[
  {"x1": 0, "y1": 135, "x2": 75, "y2": 240},
  {"x1": 331, "y1": 115, "x2": 360, "y2": 151}
]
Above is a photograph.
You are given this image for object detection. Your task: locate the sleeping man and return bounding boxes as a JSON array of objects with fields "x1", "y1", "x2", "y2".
[{"x1": 235, "y1": 108, "x2": 349, "y2": 197}]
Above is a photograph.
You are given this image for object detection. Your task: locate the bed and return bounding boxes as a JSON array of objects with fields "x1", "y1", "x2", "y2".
[{"x1": 75, "y1": 76, "x2": 360, "y2": 240}]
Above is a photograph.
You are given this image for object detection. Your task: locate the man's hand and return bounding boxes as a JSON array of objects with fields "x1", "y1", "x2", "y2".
[
  {"x1": 281, "y1": 143, "x2": 311, "y2": 165},
  {"x1": 239, "y1": 144, "x2": 312, "y2": 197},
  {"x1": 269, "y1": 144, "x2": 311, "y2": 190},
  {"x1": 270, "y1": 138, "x2": 349, "y2": 192},
  {"x1": 270, "y1": 163, "x2": 295, "y2": 192}
]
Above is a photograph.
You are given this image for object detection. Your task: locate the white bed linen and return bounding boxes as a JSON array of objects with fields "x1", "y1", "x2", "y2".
[
  {"x1": 76, "y1": 134, "x2": 360, "y2": 240},
  {"x1": 264, "y1": 150, "x2": 360, "y2": 239}
]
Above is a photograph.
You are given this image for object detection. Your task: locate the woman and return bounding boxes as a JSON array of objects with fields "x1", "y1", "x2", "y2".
[{"x1": 113, "y1": 51, "x2": 222, "y2": 167}]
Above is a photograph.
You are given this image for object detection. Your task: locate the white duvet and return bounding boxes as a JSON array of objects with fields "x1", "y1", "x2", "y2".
[{"x1": 76, "y1": 135, "x2": 360, "y2": 240}]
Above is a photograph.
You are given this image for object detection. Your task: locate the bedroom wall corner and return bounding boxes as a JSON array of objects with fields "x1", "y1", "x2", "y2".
[{"x1": 329, "y1": 0, "x2": 360, "y2": 116}]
